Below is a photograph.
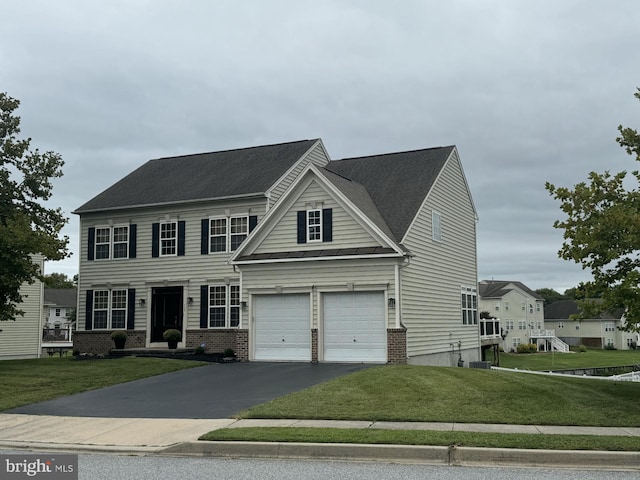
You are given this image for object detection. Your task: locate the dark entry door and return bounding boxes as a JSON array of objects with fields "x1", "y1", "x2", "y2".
[{"x1": 151, "y1": 287, "x2": 183, "y2": 343}]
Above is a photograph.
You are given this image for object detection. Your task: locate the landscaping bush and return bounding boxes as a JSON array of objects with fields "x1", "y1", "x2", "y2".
[{"x1": 516, "y1": 343, "x2": 538, "y2": 354}]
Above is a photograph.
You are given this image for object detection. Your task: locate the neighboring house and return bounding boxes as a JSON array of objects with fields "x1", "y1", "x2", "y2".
[
  {"x1": 0, "y1": 256, "x2": 44, "y2": 360},
  {"x1": 478, "y1": 280, "x2": 568, "y2": 352},
  {"x1": 545, "y1": 300, "x2": 638, "y2": 350},
  {"x1": 42, "y1": 288, "x2": 77, "y2": 353},
  {"x1": 73, "y1": 138, "x2": 479, "y2": 365}
]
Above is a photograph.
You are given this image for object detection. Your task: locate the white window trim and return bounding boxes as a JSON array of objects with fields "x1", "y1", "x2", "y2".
[
  {"x1": 92, "y1": 289, "x2": 128, "y2": 330},
  {"x1": 94, "y1": 225, "x2": 130, "y2": 260},
  {"x1": 208, "y1": 284, "x2": 241, "y2": 328},
  {"x1": 160, "y1": 221, "x2": 178, "y2": 257},
  {"x1": 461, "y1": 286, "x2": 477, "y2": 326},
  {"x1": 307, "y1": 209, "x2": 322, "y2": 243},
  {"x1": 209, "y1": 215, "x2": 249, "y2": 253},
  {"x1": 432, "y1": 211, "x2": 442, "y2": 242},
  {"x1": 209, "y1": 217, "x2": 228, "y2": 253}
]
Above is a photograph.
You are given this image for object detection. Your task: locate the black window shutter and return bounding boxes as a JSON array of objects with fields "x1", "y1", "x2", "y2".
[
  {"x1": 297, "y1": 211, "x2": 307, "y2": 244},
  {"x1": 201, "y1": 219, "x2": 209, "y2": 254},
  {"x1": 151, "y1": 223, "x2": 160, "y2": 257},
  {"x1": 85, "y1": 290, "x2": 93, "y2": 331},
  {"x1": 249, "y1": 215, "x2": 258, "y2": 232},
  {"x1": 127, "y1": 289, "x2": 135, "y2": 330},
  {"x1": 200, "y1": 285, "x2": 208, "y2": 328},
  {"x1": 129, "y1": 224, "x2": 137, "y2": 258},
  {"x1": 322, "y1": 208, "x2": 333, "y2": 242},
  {"x1": 88, "y1": 227, "x2": 95, "y2": 261},
  {"x1": 178, "y1": 221, "x2": 186, "y2": 256}
]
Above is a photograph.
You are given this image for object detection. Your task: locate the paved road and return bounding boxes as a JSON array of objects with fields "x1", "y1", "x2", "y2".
[
  {"x1": 2, "y1": 452, "x2": 635, "y2": 480},
  {"x1": 7, "y1": 362, "x2": 370, "y2": 418}
]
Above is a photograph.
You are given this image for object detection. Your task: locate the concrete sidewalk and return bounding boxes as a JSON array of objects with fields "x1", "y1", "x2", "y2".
[{"x1": 1, "y1": 414, "x2": 639, "y2": 469}]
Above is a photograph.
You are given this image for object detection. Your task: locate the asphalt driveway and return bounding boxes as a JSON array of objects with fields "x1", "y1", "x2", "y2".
[{"x1": 7, "y1": 362, "x2": 370, "y2": 419}]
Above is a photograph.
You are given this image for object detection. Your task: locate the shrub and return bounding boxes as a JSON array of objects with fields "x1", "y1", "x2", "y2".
[
  {"x1": 578, "y1": 344, "x2": 588, "y2": 352},
  {"x1": 516, "y1": 343, "x2": 538, "y2": 354},
  {"x1": 604, "y1": 343, "x2": 617, "y2": 350},
  {"x1": 223, "y1": 348, "x2": 236, "y2": 358},
  {"x1": 110, "y1": 330, "x2": 127, "y2": 341},
  {"x1": 162, "y1": 329, "x2": 182, "y2": 342},
  {"x1": 194, "y1": 345, "x2": 205, "y2": 355}
]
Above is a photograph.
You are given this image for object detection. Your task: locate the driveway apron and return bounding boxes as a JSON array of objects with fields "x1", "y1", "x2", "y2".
[{"x1": 7, "y1": 362, "x2": 370, "y2": 419}]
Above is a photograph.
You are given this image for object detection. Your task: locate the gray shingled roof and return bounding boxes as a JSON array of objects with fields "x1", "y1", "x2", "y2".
[
  {"x1": 44, "y1": 289, "x2": 77, "y2": 307},
  {"x1": 316, "y1": 168, "x2": 398, "y2": 243},
  {"x1": 74, "y1": 139, "x2": 319, "y2": 213},
  {"x1": 478, "y1": 280, "x2": 543, "y2": 300},
  {"x1": 326, "y1": 146, "x2": 454, "y2": 241},
  {"x1": 545, "y1": 299, "x2": 624, "y2": 320}
]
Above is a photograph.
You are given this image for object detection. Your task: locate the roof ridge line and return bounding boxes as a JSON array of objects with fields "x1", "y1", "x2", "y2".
[{"x1": 151, "y1": 139, "x2": 318, "y2": 161}]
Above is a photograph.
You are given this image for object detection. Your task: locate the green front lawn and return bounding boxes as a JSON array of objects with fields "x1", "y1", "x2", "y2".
[
  {"x1": 0, "y1": 356, "x2": 207, "y2": 411},
  {"x1": 201, "y1": 427, "x2": 640, "y2": 452},
  {"x1": 492, "y1": 348, "x2": 640, "y2": 371},
  {"x1": 236, "y1": 365, "x2": 640, "y2": 427}
]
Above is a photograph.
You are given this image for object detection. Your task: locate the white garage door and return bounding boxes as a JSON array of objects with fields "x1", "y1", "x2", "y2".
[
  {"x1": 323, "y1": 291, "x2": 386, "y2": 362},
  {"x1": 254, "y1": 294, "x2": 311, "y2": 361}
]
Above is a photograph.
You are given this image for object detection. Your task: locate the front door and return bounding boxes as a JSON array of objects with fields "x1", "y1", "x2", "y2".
[{"x1": 151, "y1": 287, "x2": 183, "y2": 343}]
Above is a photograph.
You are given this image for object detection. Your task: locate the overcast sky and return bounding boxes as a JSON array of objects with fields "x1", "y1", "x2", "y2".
[{"x1": 2, "y1": 0, "x2": 639, "y2": 293}]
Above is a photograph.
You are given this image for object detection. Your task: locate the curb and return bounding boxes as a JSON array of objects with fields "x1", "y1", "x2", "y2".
[{"x1": 161, "y1": 441, "x2": 640, "y2": 470}]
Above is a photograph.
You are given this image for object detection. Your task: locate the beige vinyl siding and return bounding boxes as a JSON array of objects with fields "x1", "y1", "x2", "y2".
[
  {"x1": 77, "y1": 199, "x2": 267, "y2": 332},
  {"x1": 400, "y1": 150, "x2": 478, "y2": 358},
  {"x1": 240, "y1": 258, "x2": 397, "y2": 328},
  {"x1": 0, "y1": 256, "x2": 43, "y2": 359},
  {"x1": 268, "y1": 141, "x2": 331, "y2": 205},
  {"x1": 256, "y1": 179, "x2": 381, "y2": 254}
]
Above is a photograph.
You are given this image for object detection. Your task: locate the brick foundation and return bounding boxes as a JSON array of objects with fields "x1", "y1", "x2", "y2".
[
  {"x1": 387, "y1": 328, "x2": 407, "y2": 364},
  {"x1": 184, "y1": 328, "x2": 249, "y2": 360},
  {"x1": 73, "y1": 330, "x2": 146, "y2": 355}
]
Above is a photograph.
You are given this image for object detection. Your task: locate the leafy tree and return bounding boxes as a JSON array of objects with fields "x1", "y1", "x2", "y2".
[
  {"x1": 0, "y1": 92, "x2": 69, "y2": 322},
  {"x1": 534, "y1": 288, "x2": 564, "y2": 306},
  {"x1": 43, "y1": 272, "x2": 75, "y2": 289},
  {"x1": 546, "y1": 88, "x2": 640, "y2": 331}
]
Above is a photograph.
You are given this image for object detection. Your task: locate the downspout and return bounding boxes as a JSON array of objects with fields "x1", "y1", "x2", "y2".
[{"x1": 395, "y1": 254, "x2": 411, "y2": 329}]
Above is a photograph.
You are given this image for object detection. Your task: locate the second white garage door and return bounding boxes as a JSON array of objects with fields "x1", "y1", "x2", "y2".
[
  {"x1": 254, "y1": 294, "x2": 311, "y2": 361},
  {"x1": 323, "y1": 291, "x2": 387, "y2": 362}
]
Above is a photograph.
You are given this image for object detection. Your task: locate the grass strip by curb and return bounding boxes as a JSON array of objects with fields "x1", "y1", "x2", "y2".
[{"x1": 200, "y1": 427, "x2": 640, "y2": 452}]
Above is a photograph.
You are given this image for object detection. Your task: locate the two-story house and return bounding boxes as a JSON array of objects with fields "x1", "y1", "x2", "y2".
[
  {"x1": 73, "y1": 138, "x2": 479, "y2": 365},
  {"x1": 42, "y1": 288, "x2": 76, "y2": 354},
  {"x1": 545, "y1": 300, "x2": 638, "y2": 350},
  {"x1": 478, "y1": 280, "x2": 558, "y2": 352}
]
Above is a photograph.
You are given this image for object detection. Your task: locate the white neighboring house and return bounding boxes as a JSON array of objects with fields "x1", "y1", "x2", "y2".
[
  {"x1": 42, "y1": 288, "x2": 76, "y2": 354},
  {"x1": 545, "y1": 300, "x2": 639, "y2": 350},
  {"x1": 0, "y1": 256, "x2": 44, "y2": 360},
  {"x1": 478, "y1": 280, "x2": 569, "y2": 352}
]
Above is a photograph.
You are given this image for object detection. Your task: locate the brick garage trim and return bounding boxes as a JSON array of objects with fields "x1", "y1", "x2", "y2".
[{"x1": 387, "y1": 328, "x2": 407, "y2": 365}]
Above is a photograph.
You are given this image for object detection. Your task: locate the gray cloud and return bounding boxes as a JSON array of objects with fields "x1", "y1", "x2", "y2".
[{"x1": 2, "y1": 0, "x2": 639, "y2": 293}]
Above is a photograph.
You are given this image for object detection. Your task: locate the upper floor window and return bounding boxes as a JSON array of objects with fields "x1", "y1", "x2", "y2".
[
  {"x1": 505, "y1": 319, "x2": 514, "y2": 330},
  {"x1": 536, "y1": 303, "x2": 541, "y2": 312},
  {"x1": 558, "y1": 321, "x2": 565, "y2": 328},
  {"x1": 307, "y1": 209, "x2": 322, "y2": 242},
  {"x1": 461, "y1": 287, "x2": 477, "y2": 325},
  {"x1": 504, "y1": 302, "x2": 509, "y2": 311},
  {"x1": 518, "y1": 321, "x2": 526, "y2": 330},
  {"x1": 152, "y1": 221, "x2": 185, "y2": 257},
  {"x1": 297, "y1": 209, "x2": 332, "y2": 244},
  {"x1": 432, "y1": 211, "x2": 442, "y2": 242},
  {"x1": 55, "y1": 308, "x2": 61, "y2": 317},
  {"x1": 160, "y1": 221, "x2": 177, "y2": 256},
  {"x1": 494, "y1": 302, "x2": 500, "y2": 311},
  {"x1": 604, "y1": 322, "x2": 616, "y2": 332},
  {"x1": 89, "y1": 225, "x2": 134, "y2": 260},
  {"x1": 202, "y1": 215, "x2": 256, "y2": 254}
]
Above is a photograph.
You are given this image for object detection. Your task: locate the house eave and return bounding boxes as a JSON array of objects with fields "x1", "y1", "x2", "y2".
[
  {"x1": 232, "y1": 252, "x2": 404, "y2": 265},
  {"x1": 73, "y1": 192, "x2": 267, "y2": 215}
]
